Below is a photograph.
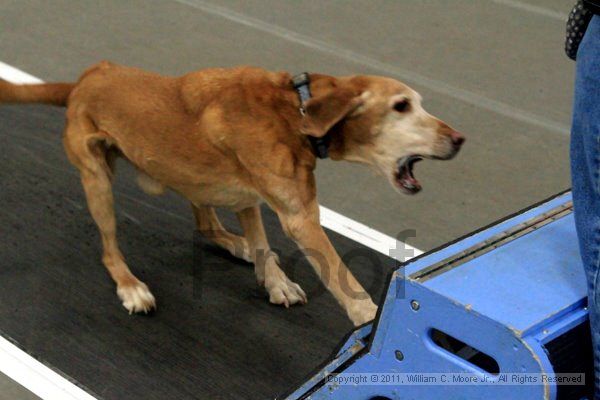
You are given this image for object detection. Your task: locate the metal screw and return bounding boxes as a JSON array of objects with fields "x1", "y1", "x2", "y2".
[
  {"x1": 410, "y1": 300, "x2": 420, "y2": 311},
  {"x1": 395, "y1": 350, "x2": 404, "y2": 361}
]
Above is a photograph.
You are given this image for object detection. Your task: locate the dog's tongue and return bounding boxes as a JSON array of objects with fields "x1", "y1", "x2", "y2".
[{"x1": 399, "y1": 174, "x2": 421, "y2": 193}]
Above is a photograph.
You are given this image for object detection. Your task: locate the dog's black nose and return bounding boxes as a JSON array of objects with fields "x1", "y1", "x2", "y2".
[{"x1": 450, "y1": 131, "x2": 465, "y2": 148}]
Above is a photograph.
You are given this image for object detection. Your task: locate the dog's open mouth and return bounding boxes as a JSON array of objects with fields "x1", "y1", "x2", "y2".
[{"x1": 394, "y1": 155, "x2": 423, "y2": 194}]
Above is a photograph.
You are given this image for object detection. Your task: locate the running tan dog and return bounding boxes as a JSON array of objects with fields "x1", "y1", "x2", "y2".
[{"x1": 0, "y1": 62, "x2": 464, "y2": 326}]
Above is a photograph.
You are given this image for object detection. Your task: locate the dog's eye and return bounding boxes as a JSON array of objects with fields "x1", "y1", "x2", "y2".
[{"x1": 393, "y1": 99, "x2": 410, "y2": 113}]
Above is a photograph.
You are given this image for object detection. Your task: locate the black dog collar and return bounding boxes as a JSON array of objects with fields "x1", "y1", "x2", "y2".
[{"x1": 291, "y1": 72, "x2": 330, "y2": 159}]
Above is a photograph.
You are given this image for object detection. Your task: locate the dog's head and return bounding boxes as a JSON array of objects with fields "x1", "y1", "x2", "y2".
[{"x1": 300, "y1": 75, "x2": 464, "y2": 194}]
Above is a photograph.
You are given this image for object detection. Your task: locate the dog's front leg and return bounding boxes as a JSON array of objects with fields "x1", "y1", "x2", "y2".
[
  {"x1": 278, "y1": 208, "x2": 378, "y2": 326},
  {"x1": 237, "y1": 206, "x2": 307, "y2": 307}
]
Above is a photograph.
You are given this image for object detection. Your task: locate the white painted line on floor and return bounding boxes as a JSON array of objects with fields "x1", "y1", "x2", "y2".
[
  {"x1": 320, "y1": 206, "x2": 423, "y2": 259},
  {"x1": 0, "y1": 335, "x2": 98, "y2": 400},
  {"x1": 0, "y1": 60, "x2": 422, "y2": 261},
  {"x1": 0, "y1": 61, "x2": 42, "y2": 84},
  {"x1": 174, "y1": 0, "x2": 570, "y2": 136},
  {"x1": 490, "y1": 0, "x2": 566, "y2": 21}
]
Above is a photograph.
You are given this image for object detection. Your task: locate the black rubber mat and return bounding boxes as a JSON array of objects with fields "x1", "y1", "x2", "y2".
[{"x1": 0, "y1": 105, "x2": 396, "y2": 400}]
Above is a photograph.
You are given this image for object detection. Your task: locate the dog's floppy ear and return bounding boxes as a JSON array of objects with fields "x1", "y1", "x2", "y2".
[{"x1": 301, "y1": 89, "x2": 365, "y2": 137}]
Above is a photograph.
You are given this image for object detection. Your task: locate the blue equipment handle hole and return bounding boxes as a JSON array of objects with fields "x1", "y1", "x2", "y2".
[{"x1": 430, "y1": 328, "x2": 500, "y2": 375}]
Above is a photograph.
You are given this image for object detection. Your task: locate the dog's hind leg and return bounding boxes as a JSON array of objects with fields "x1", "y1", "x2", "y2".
[
  {"x1": 237, "y1": 206, "x2": 307, "y2": 307},
  {"x1": 63, "y1": 117, "x2": 156, "y2": 314},
  {"x1": 192, "y1": 205, "x2": 252, "y2": 263}
]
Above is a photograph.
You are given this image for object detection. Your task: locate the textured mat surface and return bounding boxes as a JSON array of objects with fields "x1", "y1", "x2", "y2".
[{"x1": 0, "y1": 105, "x2": 396, "y2": 400}]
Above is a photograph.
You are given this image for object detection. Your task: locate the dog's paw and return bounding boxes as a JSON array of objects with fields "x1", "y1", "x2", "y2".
[
  {"x1": 265, "y1": 277, "x2": 307, "y2": 308},
  {"x1": 117, "y1": 281, "x2": 156, "y2": 314},
  {"x1": 348, "y1": 300, "x2": 378, "y2": 326}
]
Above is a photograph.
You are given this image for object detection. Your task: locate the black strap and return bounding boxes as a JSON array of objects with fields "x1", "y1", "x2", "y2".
[{"x1": 292, "y1": 72, "x2": 330, "y2": 159}]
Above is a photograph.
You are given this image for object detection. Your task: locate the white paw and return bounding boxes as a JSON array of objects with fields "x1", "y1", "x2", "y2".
[
  {"x1": 117, "y1": 281, "x2": 156, "y2": 314},
  {"x1": 348, "y1": 300, "x2": 378, "y2": 326},
  {"x1": 265, "y1": 277, "x2": 307, "y2": 308}
]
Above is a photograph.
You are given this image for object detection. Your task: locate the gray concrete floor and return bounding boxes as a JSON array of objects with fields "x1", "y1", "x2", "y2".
[
  {"x1": 0, "y1": 372, "x2": 38, "y2": 400},
  {"x1": 0, "y1": 0, "x2": 576, "y2": 397}
]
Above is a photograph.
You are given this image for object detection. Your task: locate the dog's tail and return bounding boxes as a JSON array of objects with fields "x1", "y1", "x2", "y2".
[{"x1": 0, "y1": 79, "x2": 75, "y2": 107}]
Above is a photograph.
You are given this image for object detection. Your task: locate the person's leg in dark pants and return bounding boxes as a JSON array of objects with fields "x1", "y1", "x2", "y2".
[{"x1": 571, "y1": 15, "x2": 600, "y2": 399}]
